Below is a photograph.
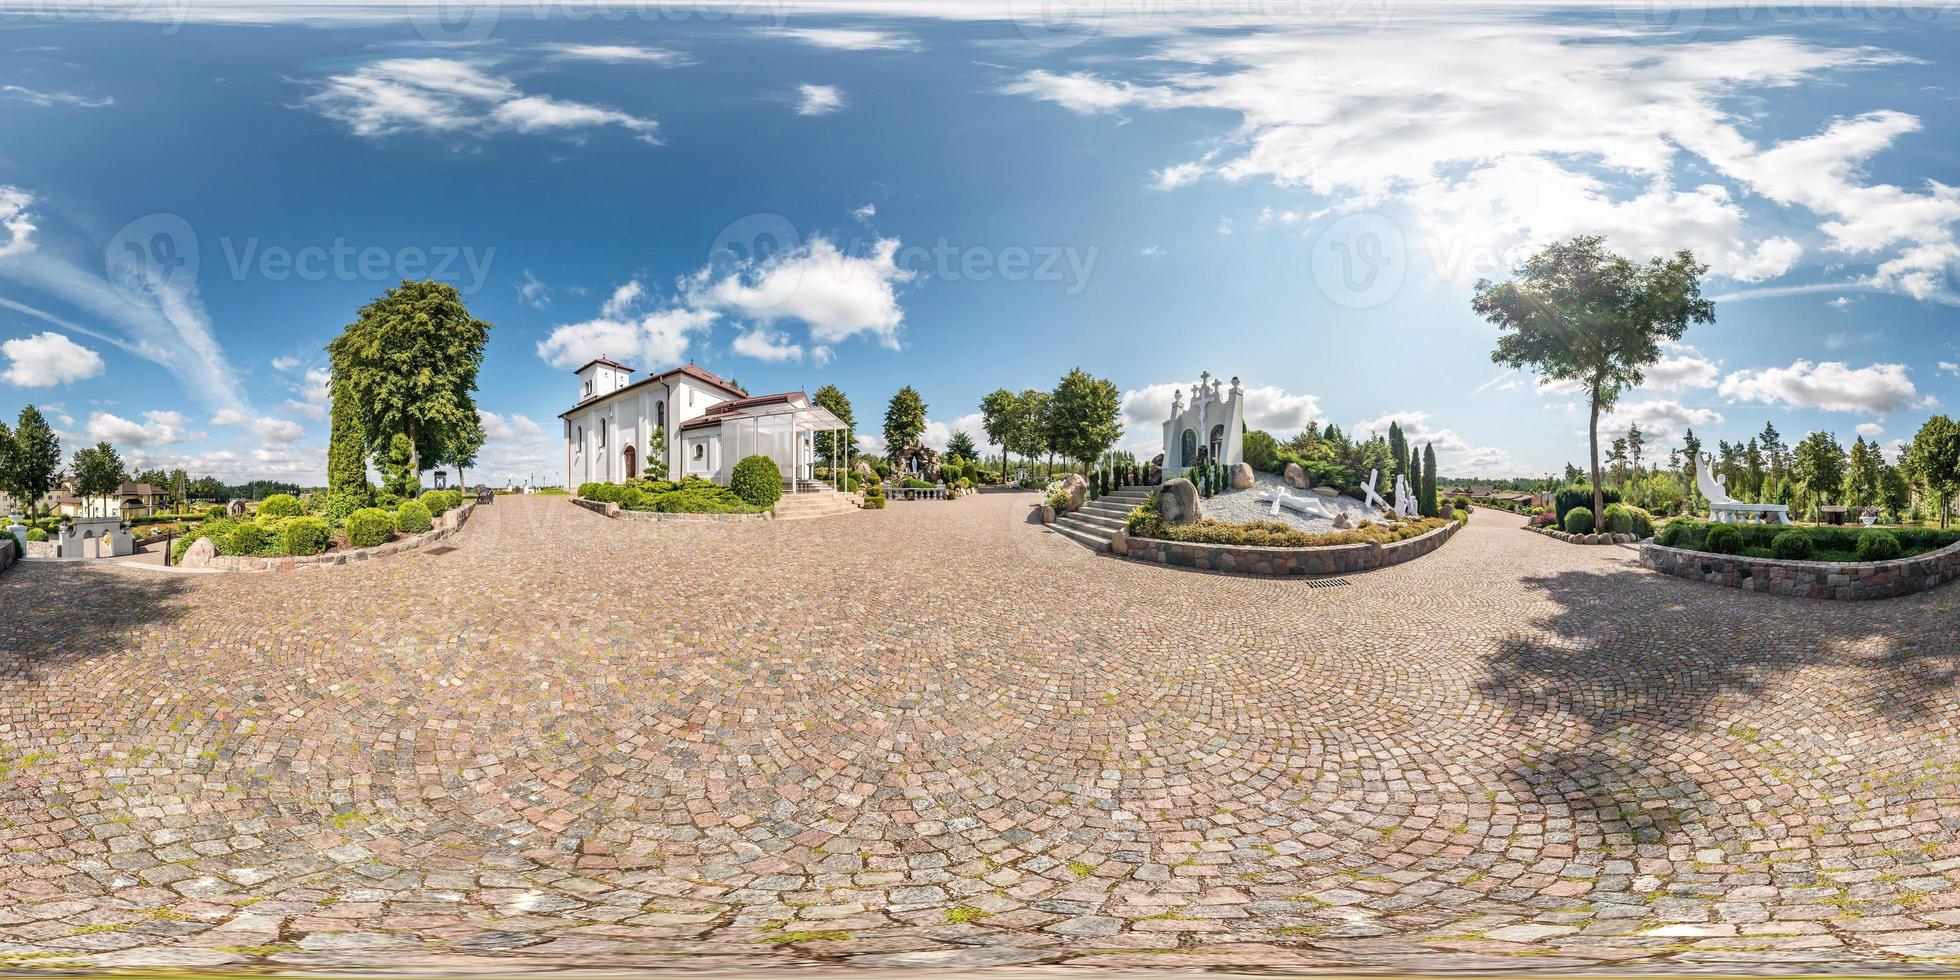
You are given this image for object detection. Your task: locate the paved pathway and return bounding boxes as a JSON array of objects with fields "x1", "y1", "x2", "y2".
[{"x1": 2, "y1": 492, "x2": 1958, "y2": 974}]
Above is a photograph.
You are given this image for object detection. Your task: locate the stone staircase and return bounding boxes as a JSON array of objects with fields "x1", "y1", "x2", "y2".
[
  {"x1": 773, "y1": 485, "x2": 860, "y2": 521},
  {"x1": 1050, "y1": 485, "x2": 1153, "y2": 551}
]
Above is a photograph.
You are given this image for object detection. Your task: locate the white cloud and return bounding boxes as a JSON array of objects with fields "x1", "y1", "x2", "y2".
[
  {"x1": 515, "y1": 270, "x2": 552, "y2": 309},
  {"x1": 210, "y1": 409, "x2": 306, "y2": 443},
  {"x1": 686, "y1": 236, "x2": 912, "y2": 350},
  {"x1": 1, "y1": 331, "x2": 103, "y2": 387},
  {"x1": 1, "y1": 85, "x2": 113, "y2": 109},
  {"x1": 1828, "y1": 295, "x2": 1852, "y2": 310},
  {"x1": 730, "y1": 326, "x2": 804, "y2": 362},
  {"x1": 536, "y1": 43, "x2": 692, "y2": 66},
  {"x1": 1856, "y1": 421, "x2": 1884, "y2": 438},
  {"x1": 86, "y1": 409, "x2": 187, "y2": 448},
  {"x1": 795, "y1": 83, "x2": 845, "y2": 116},
  {"x1": 781, "y1": 27, "x2": 919, "y2": 51},
  {"x1": 283, "y1": 366, "x2": 331, "y2": 421},
  {"x1": 307, "y1": 58, "x2": 658, "y2": 143},
  {"x1": 811, "y1": 345, "x2": 833, "y2": 367},
  {"x1": 475, "y1": 409, "x2": 556, "y2": 485},
  {"x1": 1002, "y1": 24, "x2": 1945, "y2": 294},
  {"x1": 1140, "y1": 245, "x2": 1165, "y2": 257},
  {"x1": 1644, "y1": 342, "x2": 1721, "y2": 390},
  {"x1": 1718, "y1": 360, "x2": 1921, "y2": 415},
  {"x1": 270, "y1": 356, "x2": 300, "y2": 372},
  {"x1": 535, "y1": 283, "x2": 719, "y2": 372},
  {"x1": 922, "y1": 412, "x2": 1000, "y2": 457},
  {"x1": 1215, "y1": 215, "x2": 1232, "y2": 236},
  {"x1": 851, "y1": 203, "x2": 877, "y2": 223},
  {"x1": 0, "y1": 185, "x2": 35, "y2": 258},
  {"x1": 1600, "y1": 399, "x2": 1725, "y2": 443},
  {"x1": 1352, "y1": 409, "x2": 1469, "y2": 453},
  {"x1": 1940, "y1": 361, "x2": 1960, "y2": 378}
]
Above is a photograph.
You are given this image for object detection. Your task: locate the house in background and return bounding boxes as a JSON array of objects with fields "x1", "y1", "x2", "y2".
[
  {"x1": 559, "y1": 358, "x2": 848, "y2": 490},
  {"x1": 46, "y1": 481, "x2": 169, "y2": 519}
]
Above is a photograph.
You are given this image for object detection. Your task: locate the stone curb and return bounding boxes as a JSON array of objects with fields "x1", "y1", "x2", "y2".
[
  {"x1": 571, "y1": 497, "x2": 772, "y2": 523},
  {"x1": 196, "y1": 502, "x2": 477, "y2": 573},
  {"x1": 1120, "y1": 519, "x2": 1460, "y2": 576},
  {"x1": 1526, "y1": 525, "x2": 1639, "y2": 545},
  {"x1": 1640, "y1": 537, "x2": 1960, "y2": 601}
]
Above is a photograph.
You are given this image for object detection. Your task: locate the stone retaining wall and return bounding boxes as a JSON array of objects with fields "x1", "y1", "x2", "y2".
[
  {"x1": 0, "y1": 537, "x2": 14, "y2": 576},
  {"x1": 1640, "y1": 538, "x2": 1960, "y2": 601},
  {"x1": 1120, "y1": 520, "x2": 1459, "y2": 577},
  {"x1": 193, "y1": 502, "x2": 476, "y2": 572},
  {"x1": 572, "y1": 497, "x2": 771, "y2": 522}
]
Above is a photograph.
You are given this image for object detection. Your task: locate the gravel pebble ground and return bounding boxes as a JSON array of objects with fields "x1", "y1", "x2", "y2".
[{"x1": 1199, "y1": 471, "x2": 1386, "y2": 531}]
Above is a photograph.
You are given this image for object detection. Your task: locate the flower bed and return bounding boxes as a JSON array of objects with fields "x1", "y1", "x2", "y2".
[
  {"x1": 184, "y1": 501, "x2": 475, "y2": 572},
  {"x1": 1641, "y1": 536, "x2": 1960, "y2": 601},
  {"x1": 1117, "y1": 517, "x2": 1460, "y2": 576}
]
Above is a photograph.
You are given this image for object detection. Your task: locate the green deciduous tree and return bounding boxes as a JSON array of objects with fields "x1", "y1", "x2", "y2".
[
  {"x1": 1790, "y1": 430, "x2": 1846, "y2": 520},
  {"x1": 1477, "y1": 235, "x2": 1714, "y2": 522},
  {"x1": 4, "y1": 406, "x2": 61, "y2": 518},
  {"x1": 1904, "y1": 415, "x2": 1960, "y2": 529},
  {"x1": 812, "y1": 384, "x2": 854, "y2": 470},
  {"x1": 72, "y1": 441, "x2": 127, "y2": 512},
  {"x1": 1005, "y1": 389, "x2": 1050, "y2": 479},
  {"x1": 883, "y1": 385, "x2": 927, "y2": 461},
  {"x1": 1047, "y1": 368, "x2": 1122, "y2": 469},
  {"x1": 326, "y1": 280, "x2": 491, "y2": 486},
  {"x1": 980, "y1": 389, "x2": 1020, "y2": 476}
]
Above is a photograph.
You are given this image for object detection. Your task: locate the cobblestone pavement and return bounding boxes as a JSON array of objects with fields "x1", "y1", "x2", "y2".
[{"x1": 3, "y1": 492, "x2": 1959, "y2": 975}]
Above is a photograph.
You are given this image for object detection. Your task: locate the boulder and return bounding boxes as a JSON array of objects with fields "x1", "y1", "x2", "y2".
[
  {"x1": 1057, "y1": 473, "x2": 1088, "y2": 513},
  {"x1": 1156, "y1": 478, "x2": 1202, "y2": 525},
  {"x1": 1230, "y1": 462, "x2": 1254, "y2": 490},
  {"x1": 1311, "y1": 486, "x2": 1340, "y2": 497},
  {"x1": 1038, "y1": 504, "x2": 1055, "y2": 525},
  {"x1": 1332, "y1": 512, "x2": 1352, "y2": 529},
  {"x1": 1109, "y1": 527, "x2": 1129, "y2": 555},
  {"x1": 1283, "y1": 462, "x2": 1308, "y2": 489},
  {"x1": 852, "y1": 458, "x2": 877, "y2": 482},
  {"x1": 180, "y1": 537, "x2": 218, "y2": 569}
]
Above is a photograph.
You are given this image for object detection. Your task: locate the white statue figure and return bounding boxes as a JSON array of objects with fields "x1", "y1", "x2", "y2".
[
  {"x1": 1360, "y1": 469, "x2": 1392, "y2": 513},
  {"x1": 1261, "y1": 485, "x2": 1337, "y2": 520},
  {"x1": 1392, "y1": 472, "x2": 1419, "y2": 518},
  {"x1": 1697, "y1": 452, "x2": 1794, "y2": 525}
]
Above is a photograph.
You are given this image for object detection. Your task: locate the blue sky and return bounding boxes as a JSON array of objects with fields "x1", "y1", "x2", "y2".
[{"x1": 1, "y1": 1, "x2": 1957, "y2": 485}]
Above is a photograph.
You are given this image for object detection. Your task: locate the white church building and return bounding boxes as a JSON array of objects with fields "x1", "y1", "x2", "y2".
[
  {"x1": 1161, "y1": 372, "x2": 1245, "y2": 473},
  {"x1": 560, "y1": 358, "x2": 848, "y2": 490}
]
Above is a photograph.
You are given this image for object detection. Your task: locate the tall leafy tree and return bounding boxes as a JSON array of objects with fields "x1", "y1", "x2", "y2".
[
  {"x1": 72, "y1": 441, "x2": 127, "y2": 513},
  {"x1": 1007, "y1": 389, "x2": 1050, "y2": 478},
  {"x1": 0, "y1": 417, "x2": 14, "y2": 513},
  {"x1": 1386, "y1": 421, "x2": 1407, "y2": 481},
  {"x1": 1843, "y1": 435, "x2": 1884, "y2": 509},
  {"x1": 327, "y1": 375, "x2": 372, "y2": 504},
  {"x1": 1606, "y1": 436, "x2": 1629, "y2": 486},
  {"x1": 326, "y1": 280, "x2": 491, "y2": 482},
  {"x1": 1477, "y1": 235, "x2": 1714, "y2": 521},
  {"x1": 1420, "y1": 443, "x2": 1438, "y2": 517},
  {"x1": 882, "y1": 385, "x2": 927, "y2": 461},
  {"x1": 1627, "y1": 422, "x2": 1644, "y2": 473},
  {"x1": 811, "y1": 384, "x2": 855, "y2": 470},
  {"x1": 1904, "y1": 415, "x2": 1960, "y2": 529},
  {"x1": 380, "y1": 432, "x2": 418, "y2": 498},
  {"x1": 1879, "y1": 463, "x2": 1912, "y2": 524},
  {"x1": 1047, "y1": 368, "x2": 1122, "y2": 469},
  {"x1": 6, "y1": 406, "x2": 61, "y2": 518},
  {"x1": 1758, "y1": 422, "x2": 1787, "y2": 478},
  {"x1": 980, "y1": 389, "x2": 1020, "y2": 476},
  {"x1": 945, "y1": 430, "x2": 978, "y2": 460},
  {"x1": 1790, "y1": 430, "x2": 1846, "y2": 520}
]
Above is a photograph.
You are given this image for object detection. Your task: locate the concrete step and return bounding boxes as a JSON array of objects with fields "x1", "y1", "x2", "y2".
[
  {"x1": 1048, "y1": 520, "x2": 1112, "y2": 551},
  {"x1": 1062, "y1": 511, "x2": 1128, "y2": 532}
]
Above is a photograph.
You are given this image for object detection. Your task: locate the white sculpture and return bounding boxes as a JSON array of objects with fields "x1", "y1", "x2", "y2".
[
  {"x1": 1359, "y1": 469, "x2": 1392, "y2": 514},
  {"x1": 1696, "y1": 452, "x2": 1793, "y2": 525},
  {"x1": 1161, "y1": 372, "x2": 1246, "y2": 476},
  {"x1": 1392, "y1": 473, "x2": 1419, "y2": 518},
  {"x1": 1261, "y1": 485, "x2": 1338, "y2": 520}
]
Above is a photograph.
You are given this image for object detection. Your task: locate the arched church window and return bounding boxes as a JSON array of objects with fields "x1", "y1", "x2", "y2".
[
  {"x1": 598, "y1": 418, "x2": 607, "y2": 447},
  {"x1": 656, "y1": 401, "x2": 665, "y2": 428},
  {"x1": 1180, "y1": 429, "x2": 1197, "y2": 463},
  {"x1": 692, "y1": 444, "x2": 705, "y2": 461},
  {"x1": 1209, "y1": 424, "x2": 1225, "y2": 460}
]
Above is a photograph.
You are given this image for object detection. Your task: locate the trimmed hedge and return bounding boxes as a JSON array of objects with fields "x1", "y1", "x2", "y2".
[
  {"x1": 281, "y1": 516, "x2": 333, "y2": 557},
  {"x1": 1770, "y1": 530, "x2": 1812, "y2": 561},
  {"x1": 396, "y1": 500, "x2": 434, "y2": 534},
  {"x1": 1563, "y1": 507, "x2": 1594, "y2": 534},
  {"x1": 1705, "y1": 524, "x2": 1744, "y2": 555},
  {"x1": 257, "y1": 493, "x2": 302, "y2": 518},
  {"x1": 1856, "y1": 529, "x2": 1901, "y2": 562},
  {"x1": 730, "y1": 455, "x2": 784, "y2": 509},
  {"x1": 345, "y1": 508, "x2": 398, "y2": 548},
  {"x1": 1554, "y1": 484, "x2": 1620, "y2": 526},
  {"x1": 1652, "y1": 519, "x2": 1958, "y2": 560}
]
